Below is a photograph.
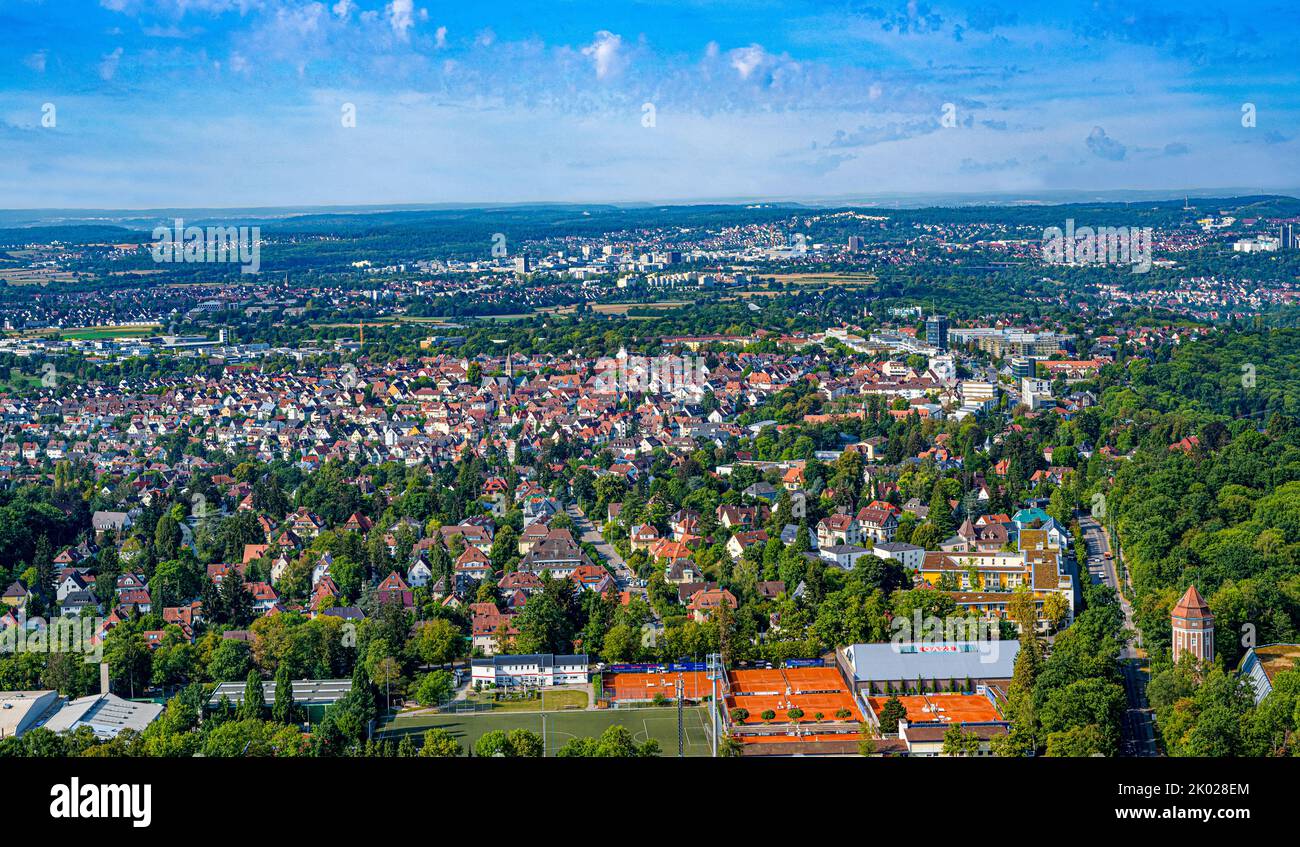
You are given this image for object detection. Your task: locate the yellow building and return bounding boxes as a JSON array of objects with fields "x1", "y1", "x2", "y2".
[{"x1": 917, "y1": 528, "x2": 1077, "y2": 631}]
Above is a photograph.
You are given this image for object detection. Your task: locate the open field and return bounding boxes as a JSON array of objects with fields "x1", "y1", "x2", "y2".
[
  {"x1": 0, "y1": 372, "x2": 41, "y2": 394},
  {"x1": 593, "y1": 301, "x2": 690, "y2": 315},
  {"x1": 311, "y1": 316, "x2": 455, "y2": 329},
  {"x1": 61, "y1": 325, "x2": 159, "y2": 340},
  {"x1": 537, "y1": 300, "x2": 691, "y2": 318},
  {"x1": 377, "y1": 705, "x2": 714, "y2": 756},
  {"x1": 12, "y1": 324, "x2": 160, "y2": 340},
  {"x1": 0, "y1": 267, "x2": 80, "y2": 285},
  {"x1": 770, "y1": 272, "x2": 878, "y2": 285}
]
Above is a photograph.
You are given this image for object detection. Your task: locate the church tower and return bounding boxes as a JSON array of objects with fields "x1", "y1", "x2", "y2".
[{"x1": 1171, "y1": 584, "x2": 1214, "y2": 664}]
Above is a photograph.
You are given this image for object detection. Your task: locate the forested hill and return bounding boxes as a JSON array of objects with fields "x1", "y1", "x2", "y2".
[
  {"x1": 1097, "y1": 327, "x2": 1300, "y2": 423},
  {"x1": 1103, "y1": 327, "x2": 1300, "y2": 652}
]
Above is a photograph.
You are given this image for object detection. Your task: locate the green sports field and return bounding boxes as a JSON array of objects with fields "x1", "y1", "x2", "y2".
[{"x1": 377, "y1": 705, "x2": 715, "y2": 757}]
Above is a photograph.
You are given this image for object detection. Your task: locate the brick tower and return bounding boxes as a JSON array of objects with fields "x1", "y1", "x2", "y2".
[{"x1": 1171, "y1": 584, "x2": 1214, "y2": 664}]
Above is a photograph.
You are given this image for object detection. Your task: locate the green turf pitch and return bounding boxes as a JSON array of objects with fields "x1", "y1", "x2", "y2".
[{"x1": 378, "y1": 706, "x2": 714, "y2": 757}]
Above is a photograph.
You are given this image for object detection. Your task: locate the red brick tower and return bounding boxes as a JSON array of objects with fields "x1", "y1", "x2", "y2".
[{"x1": 1171, "y1": 584, "x2": 1214, "y2": 664}]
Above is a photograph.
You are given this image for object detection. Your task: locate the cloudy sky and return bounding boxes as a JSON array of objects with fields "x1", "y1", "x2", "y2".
[{"x1": 1, "y1": 0, "x2": 1297, "y2": 208}]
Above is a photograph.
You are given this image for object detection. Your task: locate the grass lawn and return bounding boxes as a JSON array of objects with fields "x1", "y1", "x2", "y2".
[
  {"x1": 0, "y1": 372, "x2": 41, "y2": 394},
  {"x1": 15, "y1": 324, "x2": 160, "y2": 340},
  {"x1": 377, "y1": 705, "x2": 715, "y2": 757},
  {"x1": 58, "y1": 325, "x2": 158, "y2": 340},
  {"x1": 453, "y1": 688, "x2": 590, "y2": 713}
]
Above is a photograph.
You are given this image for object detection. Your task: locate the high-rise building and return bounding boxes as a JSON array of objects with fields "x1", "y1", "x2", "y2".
[
  {"x1": 925, "y1": 314, "x2": 950, "y2": 350},
  {"x1": 1281, "y1": 222, "x2": 1297, "y2": 250},
  {"x1": 1172, "y1": 585, "x2": 1214, "y2": 665},
  {"x1": 848, "y1": 236, "x2": 864, "y2": 253},
  {"x1": 514, "y1": 256, "x2": 531, "y2": 275}
]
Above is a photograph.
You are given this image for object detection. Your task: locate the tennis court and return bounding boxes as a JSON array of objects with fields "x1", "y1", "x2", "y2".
[
  {"x1": 377, "y1": 705, "x2": 715, "y2": 756},
  {"x1": 727, "y1": 668, "x2": 787, "y2": 694},
  {"x1": 725, "y1": 666, "x2": 861, "y2": 724},
  {"x1": 780, "y1": 667, "x2": 849, "y2": 691},
  {"x1": 865, "y1": 693, "x2": 1002, "y2": 725},
  {"x1": 726, "y1": 692, "x2": 861, "y2": 723},
  {"x1": 603, "y1": 671, "x2": 713, "y2": 701}
]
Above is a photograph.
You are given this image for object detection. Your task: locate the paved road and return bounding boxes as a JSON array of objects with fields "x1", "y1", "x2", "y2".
[
  {"x1": 1119, "y1": 657, "x2": 1158, "y2": 756},
  {"x1": 1078, "y1": 511, "x2": 1156, "y2": 756},
  {"x1": 566, "y1": 503, "x2": 641, "y2": 594},
  {"x1": 1079, "y1": 515, "x2": 1132, "y2": 633}
]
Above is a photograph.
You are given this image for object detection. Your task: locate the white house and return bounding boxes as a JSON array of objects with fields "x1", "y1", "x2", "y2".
[
  {"x1": 407, "y1": 556, "x2": 433, "y2": 588},
  {"x1": 470, "y1": 653, "x2": 589, "y2": 688},
  {"x1": 873, "y1": 541, "x2": 926, "y2": 571},
  {"x1": 819, "y1": 544, "x2": 871, "y2": 570}
]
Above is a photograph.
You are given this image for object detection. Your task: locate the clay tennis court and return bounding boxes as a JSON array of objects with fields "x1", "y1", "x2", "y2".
[
  {"x1": 727, "y1": 668, "x2": 786, "y2": 694},
  {"x1": 866, "y1": 693, "x2": 1003, "y2": 725},
  {"x1": 778, "y1": 667, "x2": 849, "y2": 692},
  {"x1": 725, "y1": 667, "x2": 861, "y2": 724},
  {"x1": 603, "y1": 671, "x2": 713, "y2": 701},
  {"x1": 726, "y1": 692, "x2": 862, "y2": 724}
]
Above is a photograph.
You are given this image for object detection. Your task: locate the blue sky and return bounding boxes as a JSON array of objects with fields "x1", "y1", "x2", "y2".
[{"x1": 1, "y1": 0, "x2": 1297, "y2": 208}]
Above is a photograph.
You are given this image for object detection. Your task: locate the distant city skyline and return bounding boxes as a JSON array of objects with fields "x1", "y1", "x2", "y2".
[{"x1": 2, "y1": 0, "x2": 1297, "y2": 208}]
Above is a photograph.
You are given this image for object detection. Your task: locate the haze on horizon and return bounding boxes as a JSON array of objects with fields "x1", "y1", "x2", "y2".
[{"x1": 2, "y1": 0, "x2": 1297, "y2": 209}]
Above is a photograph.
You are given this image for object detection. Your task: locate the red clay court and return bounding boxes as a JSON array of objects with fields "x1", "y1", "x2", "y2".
[
  {"x1": 725, "y1": 666, "x2": 862, "y2": 725},
  {"x1": 865, "y1": 693, "x2": 1003, "y2": 725},
  {"x1": 603, "y1": 671, "x2": 713, "y2": 701}
]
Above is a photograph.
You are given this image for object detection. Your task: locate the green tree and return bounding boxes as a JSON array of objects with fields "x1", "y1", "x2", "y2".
[
  {"x1": 412, "y1": 618, "x2": 463, "y2": 666},
  {"x1": 942, "y1": 724, "x2": 982, "y2": 757},
  {"x1": 506, "y1": 728, "x2": 544, "y2": 758},
  {"x1": 877, "y1": 695, "x2": 908, "y2": 734},
  {"x1": 271, "y1": 665, "x2": 299, "y2": 725},
  {"x1": 154, "y1": 513, "x2": 183, "y2": 561},
  {"x1": 1045, "y1": 724, "x2": 1107, "y2": 757},
  {"x1": 473, "y1": 729, "x2": 512, "y2": 757},
  {"x1": 419, "y1": 728, "x2": 463, "y2": 757},
  {"x1": 239, "y1": 669, "x2": 265, "y2": 721},
  {"x1": 413, "y1": 670, "x2": 455, "y2": 707}
]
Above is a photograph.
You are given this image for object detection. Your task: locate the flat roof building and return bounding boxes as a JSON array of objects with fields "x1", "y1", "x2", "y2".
[
  {"x1": 842, "y1": 640, "x2": 1020, "y2": 695},
  {"x1": 40, "y1": 693, "x2": 163, "y2": 739},
  {"x1": 206, "y1": 678, "x2": 354, "y2": 707},
  {"x1": 0, "y1": 689, "x2": 61, "y2": 739}
]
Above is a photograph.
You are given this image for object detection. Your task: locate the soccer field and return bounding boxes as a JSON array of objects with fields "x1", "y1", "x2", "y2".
[{"x1": 378, "y1": 705, "x2": 715, "y2": 757}]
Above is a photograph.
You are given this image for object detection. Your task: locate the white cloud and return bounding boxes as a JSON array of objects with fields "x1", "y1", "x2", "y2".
[
  {"x1": 24, "y1": 51, "x2": 47, "y2": 73},
  {"x1": 729, "y1": 44, "x2": 766, "y2": 79},
  {"x1": 99, "y1": 47, "x2": 124, "y2": 81},
  {"x1": 332, "y1": 0, "x2": 354, "y2": 20},
  {"x1": 582, "y1": 30, "x2": 623, "y2": 79},
  {"x1": 387, "y1": 0, "x2": 415, "y2": 40},
  {"x1": 434, "y1": 25, "x2": 447, "y2": 49}
]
